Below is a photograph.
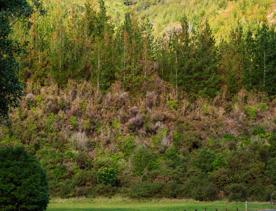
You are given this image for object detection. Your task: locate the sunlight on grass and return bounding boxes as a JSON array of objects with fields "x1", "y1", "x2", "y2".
[{"x1": 48, "y1": 198, "x2": 276, "y2": 211}]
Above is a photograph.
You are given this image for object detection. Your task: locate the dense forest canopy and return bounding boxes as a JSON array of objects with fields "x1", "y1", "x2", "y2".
[{"x1": 0, "y1": 0, "x2": 275, "y2": 202}]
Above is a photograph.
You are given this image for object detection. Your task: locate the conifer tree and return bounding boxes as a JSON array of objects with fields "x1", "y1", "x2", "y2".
[
  {"x1": 158, "y1": 18, "x2": 220, "y2": 98},
  {"x1": 242, "y1": 23, "x2": 276, "y2": 95},
  {"x1": 115, "y1": 13, "x2": 148, "y2": 90},
  {"x1": 219, "y1": 25, "x2": 244, "y2": 95},
  {"x1": 175, "y1": 16, "x2": 193, "y2": 96},
  {"x1": 192, "y1": 20, "x2": 220, "y2": 97}
]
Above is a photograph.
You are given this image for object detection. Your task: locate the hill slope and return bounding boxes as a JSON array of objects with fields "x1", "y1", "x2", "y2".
[
  {"x1": 1, "y1": 0, "x2": 276, "y2": 202},
  {"x1": 132, "y1": 0, "x2": 274, "y2": 38},
  {"x1": 42, "y1": 0, "x2": 274, "y2": 38}
]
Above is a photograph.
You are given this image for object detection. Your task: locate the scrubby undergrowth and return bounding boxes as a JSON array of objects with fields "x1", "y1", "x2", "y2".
[{"x1": 0, "y1": 78, "x2": 275, "y2": 201}]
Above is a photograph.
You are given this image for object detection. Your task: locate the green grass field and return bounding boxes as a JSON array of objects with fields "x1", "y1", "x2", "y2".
[{"x1": 48, "y1": 198, "x2": 276, "y2": 211}]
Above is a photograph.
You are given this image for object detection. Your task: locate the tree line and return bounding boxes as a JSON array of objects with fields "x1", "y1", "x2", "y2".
[{"x1": 17, "y1": 0, "x2": 275, "y2": 98}]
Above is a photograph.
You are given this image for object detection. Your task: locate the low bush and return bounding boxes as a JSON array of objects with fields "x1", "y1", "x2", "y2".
[
  {"x1": 97, "y1": 167, "x2": 118, "y2": 186},
  {"x1": 226, "y1": 183, "x2": 247, "y2": 201},
  {"x1": 129, "y1": 182, "x2": 163, "y2": 198}
]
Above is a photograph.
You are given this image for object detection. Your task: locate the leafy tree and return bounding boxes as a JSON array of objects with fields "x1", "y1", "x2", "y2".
[
  {"x1": 0, "y1": 146, "x2": 49, "y2": 210},
  {"x1": 0, "y1": 2, "x2": 25, "y2": 117},
  {"x1": 0, "y1": 0, "x2": 41, "y2": 117}
]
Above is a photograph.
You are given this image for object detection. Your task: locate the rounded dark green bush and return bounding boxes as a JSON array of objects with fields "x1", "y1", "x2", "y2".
[
  {"x1": 96, "y1": 167, "x2": 118, "y2": 186},
  {"x1": 0, "y1": 146, "x2": 49, "y2": 211}
]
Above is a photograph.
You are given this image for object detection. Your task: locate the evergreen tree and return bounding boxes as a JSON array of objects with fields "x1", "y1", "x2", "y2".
[
  {"x1": 176, "y1": 16, "x2": 193, "y2": 96},
  {"x1": 115, "y1": 13, "x2": 152, "y2": 90},
  {"x1": 193, "y1": 21, "x2": 220, "y2": 97},
  {"x1": 219, "y1": 25, "x2": 244, "y2": 95},
  {"x1": 254, "y1": 24, "x2": 276, "y2": 95},
  {"x1": 158, "y1": 18, "x2": 220, "y2": 98},
  {"x1": 242, "y1": 24, "x2": 276, "y2": 95}
]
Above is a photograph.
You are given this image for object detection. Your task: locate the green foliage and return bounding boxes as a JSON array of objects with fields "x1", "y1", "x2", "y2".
[
  {"x1": 266, "y1": 158, "x2": 276, "y2": 186},
  {"x1": 131, "y1": 147, "x2": 158, "y2": 176},
  {"x1": 192, "y1": 149, "x2": 216, "y2": 173},
  {"x1": 69, "y1": 116, "x2": 78, "y2": 130},
  {"x1": 220, "y1": 23, "x2": 276, "y2": 96},
  {"x1": 130, "y1": 182, "x2": 162, "y2": 198},
  {"x1": 1, "y1": 96, "x2": 275, "y2": 201},
  {"x1": 115, "y1": 14, "x2": 154, "y2": 90},
  {"x1": 242, "y1": 24, "x2": 276, "y2": 95},
  {"x1": 0, "y1": 0, "x2": 32, "y2": 117},
  {"x1": 244, "y1": 105, "x2": 258, "y2": 119},
  {"x1": 0, "y1": 146, "x2": 49, "y2": 210},
  {"x1": 190, "y1": 178, "x2": 218, "y2": 201},
  {"x1": 226, "y1": 183, "x2": 247, "y2": 201},
  {"x1": 11, "y1": 0, "x2": 275, "y2": 97},
  {"x1": 166, "y1": 99, "x2": 178, "y2": 110},
  {"x1": 1, "y1": 0, "x2": 276, "y2": 202},
  {"x1": 96, "y1": 167, "x2": 118, "y2": 186},
  {"x1": 158, "y1": 18, "x2": 220, "y2": 97},
  {"x1": 118, "y1": 135, "x2": 136, "y2": 157}
]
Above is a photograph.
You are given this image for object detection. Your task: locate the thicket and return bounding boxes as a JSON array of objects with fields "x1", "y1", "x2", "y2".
[{"x1": 0, "y1": 82, "x2": 275, "y2": 201}]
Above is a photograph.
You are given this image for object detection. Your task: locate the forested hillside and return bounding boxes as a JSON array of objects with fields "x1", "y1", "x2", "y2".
[
  {"x1": 127, "y1": 0, "x2": 274, "y2": 38},
  {"x1": 0, "y1": 0, "x2": 276, "y2": 202}
]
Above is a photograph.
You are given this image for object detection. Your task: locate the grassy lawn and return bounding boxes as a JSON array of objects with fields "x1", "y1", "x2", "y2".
[{"x1": 48, "y1": 198, "x2": 276, "y2": 211}]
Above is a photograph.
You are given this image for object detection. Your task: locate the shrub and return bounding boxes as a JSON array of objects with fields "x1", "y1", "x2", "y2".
[
  {"x1": 118, "y1": 135, "x2": 136, "y2": 157},
  {"x1": 162, "y1": 181, "x2": 186, "y2": 198},
  {"x1": 244, "y1": 105, "x2": 257, "y2": 119},
  {"x1": 131, "y1": 147, "x2": 159, "y2": 176},
  {"x1": 226, "y1": 183, "x2": 247, "y2": 201},
  {"x1": 192, "y1": 149, "x2": 216, "y2": 173},
  {"x1": 97, "y1": 167, "x2": 118, "y2": 186},
  {"x1": 166, "y1": 99, "x2": 178, "y2": 110},
  {"x1": 185, "y1": 174, "x2": 218, "y2": 201},
  {"x1": 69, "y1": 116, "x2": 78, "y2": 130},
  {"x1": 0, "y1": 146, "x2": 49, "y2": 210}
]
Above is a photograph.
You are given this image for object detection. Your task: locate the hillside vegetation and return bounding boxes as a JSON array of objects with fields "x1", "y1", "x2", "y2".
[
  {"x1": 0, "y1": 0, "x2": 276, "y2": 202},
  {"x1": 132, "y1": 0, "x2": 274, "y2": 38},
  {"x1": 41, "y1": 0, "x2": 275, "y2": 38},
  {"x1": 1, "y1": 80, "x2": 276, "y2": 200}
]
